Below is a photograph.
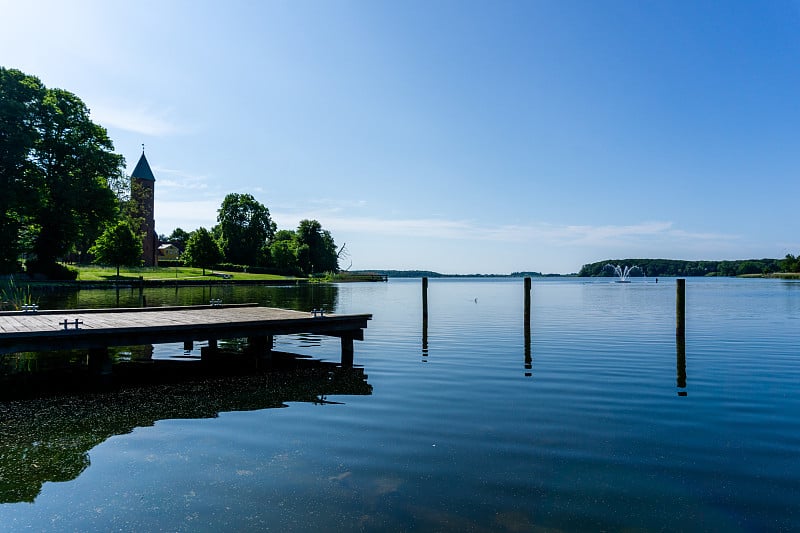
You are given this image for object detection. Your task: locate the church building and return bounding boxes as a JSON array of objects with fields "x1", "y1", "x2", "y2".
[{"x1": 130, "y1": 150, "x2": 157, "y2": 266}]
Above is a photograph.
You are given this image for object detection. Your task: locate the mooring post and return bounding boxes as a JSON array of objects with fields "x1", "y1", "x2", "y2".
[
  {"x1": 676, "y1": 278, "x2": 686, "y2": 338},
  {"x1": 422, "y1": 277, "x2": 428, "y2": 323},
  {"x1": 524, "y1": 276, "x2": 532, "y2": 376},
  {"x1": 524, "y1": 276, "x2": 531, "y2": 330},
  {"x1": 422, "y1": 277, "x2": 429, "y2": 359}
]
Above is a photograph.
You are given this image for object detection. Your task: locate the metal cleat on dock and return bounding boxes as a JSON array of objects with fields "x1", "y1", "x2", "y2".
[
  {"x1": 59, "y1": 318, "x2": 84, "y2": 330},
  {"x1": 312, "y1": 309, "x2": 325, "y2": 318},
  {"x1": 209, "y1": 299, "x2": 223, "y2": 307},
  {"x1": 21, "y1": 304, "x2": 39, "y2": 313}
]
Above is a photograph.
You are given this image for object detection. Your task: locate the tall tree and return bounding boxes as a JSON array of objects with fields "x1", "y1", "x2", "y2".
[
  {"x1": 216, "y1": 193, "x2": 276, "y2": 266},
  {"x1": 270, "y1": 230, "x2": 300, "y2": 275},
  {"x1": 0, "y1": 68, "x2": 44, "y2": 273},
  {"x1": 28, "y1": 88, "x2": 122, "y2": 270},
  {"x1": 0, "y1": 68, "x2": 123, "y2": 275},
  {"x1": 295, "y1": 219, "x2": 338, "y2": 275},
  {"x1": 89, "y1": 220, "x2": 142, "y2": 277},
  {"x1": 183, "y1": 227, "x2": 222, "y2": 275}
]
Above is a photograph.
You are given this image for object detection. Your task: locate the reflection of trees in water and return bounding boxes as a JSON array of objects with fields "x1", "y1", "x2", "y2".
[
  {"x1": 35, "y1": 284, "x2": 339, "y2": 312},
  {"x1": 0, "y1": 355, "x2": 371, "y2": 503}
]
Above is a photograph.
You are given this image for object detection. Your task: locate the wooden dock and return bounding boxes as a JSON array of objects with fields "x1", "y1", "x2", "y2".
[{"x1": 0, "y1": 303, "x2": 372, "y2": 367}]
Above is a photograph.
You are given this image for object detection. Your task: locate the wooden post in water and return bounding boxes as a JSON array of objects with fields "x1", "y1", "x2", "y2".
[
  {"x1": 524, "y1": 277, "x2": 532, "y2": 376},
  {"x1": 422, "y1": 277, "x2": 429, "y2": 358},
  {"x1": 676, "y1": 278, "x2": 686, "y2": 338},
  {"x1": 524, "y1": 277, "x2": 531, "y2": 329},
  {"x1": 422, "y1": 277, "x2": 428, "y2": 323}
]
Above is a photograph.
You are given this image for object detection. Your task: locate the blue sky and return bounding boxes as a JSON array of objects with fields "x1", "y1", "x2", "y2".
[{"x1": 3, "y1": 0, "x2": 799, "y2": 273}]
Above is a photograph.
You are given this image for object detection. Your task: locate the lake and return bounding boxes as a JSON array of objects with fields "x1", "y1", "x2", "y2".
[{"x1": 1, "y1": 277, "x2": 798, "y2": 531}]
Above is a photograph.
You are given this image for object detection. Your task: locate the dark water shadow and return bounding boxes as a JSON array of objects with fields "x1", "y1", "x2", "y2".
[{"x1": 0, "y1": 353, "x2": 371, "y2": 504}]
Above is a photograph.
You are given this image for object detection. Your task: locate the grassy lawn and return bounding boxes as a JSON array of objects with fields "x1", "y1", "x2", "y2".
[{"x1": 72, "y1": 265, "x2": 297, "y2": 282}]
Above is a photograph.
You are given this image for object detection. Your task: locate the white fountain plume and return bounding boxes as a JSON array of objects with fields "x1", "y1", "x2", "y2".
[{"x1": 604, "y1": 264, "x2": 642, "y2": 283}]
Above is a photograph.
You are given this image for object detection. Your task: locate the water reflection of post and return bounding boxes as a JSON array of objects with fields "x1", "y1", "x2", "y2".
[
  {"x1": 524, "y1": 277, "x2": 532, "y2": 377},
  {"x1": 676, "y1": 335, "x2": 687, "y2": 396},
  {"x1": 422, "y1": 277, "x2": 429, "y2": 360}
]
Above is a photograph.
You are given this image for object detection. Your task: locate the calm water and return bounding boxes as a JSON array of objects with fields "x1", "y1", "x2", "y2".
[{"x1": 1, "y1": 277, "x2": 799, "y2": 531}]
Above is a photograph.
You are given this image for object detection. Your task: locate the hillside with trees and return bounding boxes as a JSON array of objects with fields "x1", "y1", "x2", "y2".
[{"x1": 579, "y1": 258, "x2": 783, "y2": 277}]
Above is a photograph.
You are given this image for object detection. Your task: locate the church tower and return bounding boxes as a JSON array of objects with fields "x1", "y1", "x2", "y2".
[{"x1": 131, "y1": 149, "x2": 157, "y2": 266}]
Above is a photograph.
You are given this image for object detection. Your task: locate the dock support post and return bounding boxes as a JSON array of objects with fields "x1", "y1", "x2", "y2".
[
  {"x1": 201, "y1": 339, "x2": 219, "y2": 361},
  {"x1": 248, "y1": 335, "x2": 273, "y2": 356},
  {"x1": 184, "y1": 340, "x2": 193, "y2": 352},
  {"x1": 524, "y1": 277, "x2": 532, "y2": 376},
  {"x1": 341, "y1": 336, "x2": 354, "y2": 368},
  {"x1": 676, "y1": 278, "x2": 686, "y2": 338},
  {"x1": 88, "y1": 347, "x2": 112, "y2": 385}
]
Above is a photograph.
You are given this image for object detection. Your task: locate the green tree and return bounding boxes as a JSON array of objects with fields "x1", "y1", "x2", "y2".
[
  {"x1": 0, "y1": 68, "x2": 123, "y2": 275},
  {"x1": 0, "y1": 68, "x2": 45, "y2": 273},
  {"x1": 30, "y1": 87, "x2": 122, "y2": 270},
  {"x1": 183, "y1": 227, "x2": 222, "y2": 275},
  {"x1": 780, "y1": 254, "x2": 798, "y2": 273},
  {"x1": 736, "y1": 261, "x2": 763, "y2": 275},
  {"x1": 270, "y1": 230, "x2": 299, "y2": 275},
  {"x1": 89, "y1": 220, "x2": 143, "y2": 277},
  {"x1": 295, "y1": 219, "x2": 338, "y2": 275},
  {"x1": 216, "y1": 193, "x2": 276, "y2": 266},
  {"x1": 166, "y1": 227, "x2": 192, "y2": 251}
]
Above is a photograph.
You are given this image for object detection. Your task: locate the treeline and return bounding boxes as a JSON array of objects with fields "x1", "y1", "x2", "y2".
[
  {"x1": 578, "y1": 258, "x2": 783, "y2": 277},
  {"x1": 353, "y1": 270, "x2": 561, "y2": 278},
  {"x1": 163, "y1": 193, "x2": 339, "y2": 277}
]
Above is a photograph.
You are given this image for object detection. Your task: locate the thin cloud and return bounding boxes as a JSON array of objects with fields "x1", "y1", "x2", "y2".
[
  {"x1": 273, "y1": 213, "x2": 740, "y2": 248},
  {"x1": 91, "y1": 103, "x2": 182, "y2": 136},
  {"x1": 151, "y1": 166, "x2": 209, "y2": 190}
]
